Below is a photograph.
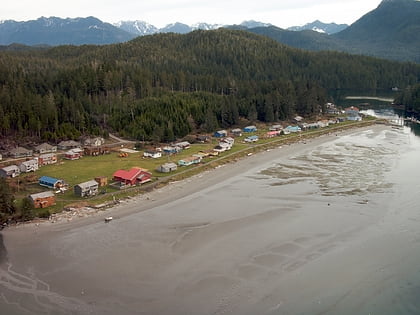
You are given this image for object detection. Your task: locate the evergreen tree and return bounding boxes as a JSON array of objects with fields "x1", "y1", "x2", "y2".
[{"x1": 0, "y1": 178, "x2": 16, "y2": 223}]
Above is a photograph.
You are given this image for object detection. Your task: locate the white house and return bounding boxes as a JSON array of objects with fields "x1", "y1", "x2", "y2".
[
  {"x1": 19, "y1": 159, "x2": 39, "y2": 173},
  {"x1": 143, "y1": 150, "x2": 162, "y2": 159}
]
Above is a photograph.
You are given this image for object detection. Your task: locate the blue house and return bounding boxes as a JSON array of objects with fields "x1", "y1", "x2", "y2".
[
  {"x1": 214, "y1": 130, "x2": 228, "y2": 138},
  {"x1": 243, "y1": 125, "x2": 257, "y2": 133},
  {"x1": 285, "y1": 125, "x2": 302, "y2": 133},
  {"x1": 39, "y1": 176, "x2": 64, "y2": 189}
]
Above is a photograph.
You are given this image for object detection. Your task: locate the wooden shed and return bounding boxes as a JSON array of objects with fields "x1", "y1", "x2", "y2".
[
  {"x1": 157, "y1": 162, "x2": 178, "y2": 173},
  {"x1": 94, "y1": 176, "x2": 108, "y2": 187},
  {"x1": 29, "y1": 191, "x2": 56, "y2": 209}
]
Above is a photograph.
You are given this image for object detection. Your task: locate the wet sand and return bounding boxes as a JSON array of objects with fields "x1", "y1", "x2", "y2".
[{"x1": 1, "y1": 124, "x2": 420, "y2": 315}]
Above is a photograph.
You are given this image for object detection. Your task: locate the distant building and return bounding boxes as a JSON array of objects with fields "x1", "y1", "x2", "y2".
[
  {"x1": 94, "y1": 176, "x2": 108, "y2": 187},
  {"x1": 34, "y1": 143, "x2": 57, "y2": 154},
  {"x1": 57, "y1": 140, "x2": 81, "y2": 150},
  {"x1": 245, "y1": 135, "x2": 259, "y2": 142},
  {"x1": 231, "y1": 128, "x2": 242, "y2": 137},
  {"x1": 174, "y1": 141, "x2": 191, "y2": 150},
  {"x1": 214, "y1": 130, "x2": 228, "y2": 138},
  {"x1": 243, "y1": 126, "x2": 257, "y2": 133},
  {"x1": 8, "y1": 146, "x2": 33, "y2": 158},
  {"x1": 178, "y1": 156, "x2": 202, "y2": 166}
]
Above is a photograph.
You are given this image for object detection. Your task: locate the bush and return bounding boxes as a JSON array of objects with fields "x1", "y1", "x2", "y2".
[{"x1": 37, "y1": 209, "x2": 50, "y2": 219}]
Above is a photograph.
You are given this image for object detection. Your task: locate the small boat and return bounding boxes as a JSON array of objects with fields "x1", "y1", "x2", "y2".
[{"x1": 104, "y1": 216, "x2": 113, "y2": 223}]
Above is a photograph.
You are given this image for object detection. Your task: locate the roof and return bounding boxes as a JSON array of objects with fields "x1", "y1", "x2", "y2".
[
  {"x1": 29, "y1": 191, "x2": 55, "y2": 199},
  {"x1": 161, "y1": 162, "x2": 177, "y2": 168},
  {"x1": 2, "y1": 165, "x2": 19, "y2": 171},
  {"x1": 76, "y1": 180, "x2": 99, "y2": 189},
  {"x1": 113, "y1": 168, "x2": 142, "y2": 181},
  {"x1": 9, "y1": 146, "x2": 32, "y2": 154},
  {"x1": 35, "y1": 143, "x2": 55, "y2": 150},
  {"x1": 39, "y1": 176, "x2": 61, "y2": 185}
]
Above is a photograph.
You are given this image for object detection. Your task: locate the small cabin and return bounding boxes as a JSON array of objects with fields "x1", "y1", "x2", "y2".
[
  {"x1": 178, "y1": 156, "x2": 202, "y2": 166},
  {"x1": 243, "y1": 126, "x2": 257, "y2": 133},
  {"x1": 8, "y1": 147, "x2": 33, "y2": 158},
  {"x1": 245, "y1": 135, "x2": 259, "y2": 142},
  {"x1": 28, "y1": 191, "x2": 56, "y2": 209},
  {"x1": 157, "y1": 162, "x2": 178, "y2": 173},
  {"x1": 94, "y1": 176, "x2": 108, "y2": 187},
  {"x1": 34, "y1": 143, "x2": 57, "y2": 154},
  {"x1": 214, "y1": 130, "x2": 228, "y2": 138}
]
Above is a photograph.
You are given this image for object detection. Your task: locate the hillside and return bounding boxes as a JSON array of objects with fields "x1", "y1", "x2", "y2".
[
  {"x1": 0, "y1": 29, "x2": 419, "y2": 144},
  {"x1": 248, "y1": 0, "x2": 420, "y2": 62}
]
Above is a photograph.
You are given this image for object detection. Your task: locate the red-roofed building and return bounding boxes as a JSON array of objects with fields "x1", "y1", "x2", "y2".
[{"x1": 113, "y1": 168, "x2": 152, "y2": 186}]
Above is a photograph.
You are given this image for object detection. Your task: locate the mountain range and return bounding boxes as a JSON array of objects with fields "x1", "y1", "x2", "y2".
[{"x1": 0, "y1": 0, "x2": 419, "y2": 62}]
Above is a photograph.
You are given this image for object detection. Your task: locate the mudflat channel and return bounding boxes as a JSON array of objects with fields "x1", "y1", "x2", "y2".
[{"x1": 1, "y1": 124, "x2": 420, "y2": 315}]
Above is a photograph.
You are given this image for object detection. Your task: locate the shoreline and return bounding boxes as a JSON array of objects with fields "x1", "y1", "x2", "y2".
[{"x1": 2, "y1": 122, "x2": 386, "y2": 236}]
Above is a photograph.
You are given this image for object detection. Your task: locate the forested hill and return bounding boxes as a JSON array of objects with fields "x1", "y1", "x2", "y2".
[{"x1": 0, "y1": 29, "x2": 419, "y2": 143}]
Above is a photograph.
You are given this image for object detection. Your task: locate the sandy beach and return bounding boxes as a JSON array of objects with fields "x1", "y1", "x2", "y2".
[{"x1": 1, "y1": 124, "x2": 420, "y2": 315}]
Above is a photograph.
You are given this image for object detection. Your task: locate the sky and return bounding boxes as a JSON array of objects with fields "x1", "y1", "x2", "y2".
[{"x1": 1, "y1": 0, "x2": 384, "y2": 28}]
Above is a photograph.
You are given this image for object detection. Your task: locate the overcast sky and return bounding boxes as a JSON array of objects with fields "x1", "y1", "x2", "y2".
[{"x1": 1, "y1": 0, "x2": 383, "y2": 28}]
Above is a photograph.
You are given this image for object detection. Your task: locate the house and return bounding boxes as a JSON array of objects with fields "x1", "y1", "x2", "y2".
[
  {"x1": 345, "y1": 106, "x2": 360, "y2": 116},
  {"x1": 178, "y1": 156, "x2": 202, "y2": 166},
  {"x1": 222, "y1": 137, "x2": 235, "y2": 147},
  {"x1": 243, "y1": 125, "x2": 257, "y2": 133},
  {"x1": 266, "y1": 131, "x2": 280, "y2": 138},
  {"x1": 34, "y1": 143, "x2": 57, "y2": 154},
  {"x1": 231, "y1": 128, "x2": 242, "y2": 137},
  {"x1": 175, "y1": 141, "x2": 191, "y2": 150},
  {"x1": 84, "y1": 146, "x2": 110, "y2": 156},
  {"x1": 83, "y1": 137, "x2": 105, "y2": 147},
  {"x1": 136, "y1": 170, "x2": 152, "y2": 184},
  {"x1": 214, "y1": 130, "x2": 228, "y2": 138},
  {"x1": 28, "y1": 191, "x2": 56, "y2": 209},
  {"x1": 74, "y1": 180, "x2": 99, "y2": 197},
  {"x1": 285, "y1": 125, "x2": 302, "y2": 133},
  {"x1": 39, "y1": 153, "x2": 57, "y2": 165},
  {"x1": 19, "y1": 159, "x2": 39, "y2": 173},
  {"x1": 0, "y1": 165, "x2": 20, "y2": 178},
  {"x1": 345, "y1": 107, "x2": 362, "y2": 121},
  {"x1": 213, "y1": 142, "x2": 230, "y2": 153},
  {"x1": 245, "y1": 135, "x2": 259, "y2": 142},
  {"x1": 143, "y1": 150, "x2": 162, "y2": 159},
  {"x1": 196, "y1": 135, "x2": 210, "y2": 143},
  {"x1": 64, "y1": 149, "x2": 82, "y2": 160},
  {"x1": 113, "y1": 168, "x2": 151, "y2": 186},
  {"x1": 39, "y1": 176, "x2": 65, "y2": 189},
  {"x1": 294, "y1": 116, "x2": 303, "y2": 123},
  {"x1": 57, "y1": 140, "x2": 81, "y2": 150},
  {"x1": 94, "y1": 176, "x2": 108, "y2": 187},
  {"x1": 163, "y1": 146, "x2": 182, "y2": 155},
  {"x1": 8, "y1": 146, "x2": 33, "y2": 158},
  {"x1": 157, "y1": 162, "x2": 178, "y2": 173},
  {"x1": 269, "y1": 124, "x2": 283, "y2": 131}
]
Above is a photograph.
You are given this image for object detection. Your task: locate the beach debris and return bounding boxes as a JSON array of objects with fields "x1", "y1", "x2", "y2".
[{"x1": 104, "y1": 216, "x2": 113, "y2": 223}]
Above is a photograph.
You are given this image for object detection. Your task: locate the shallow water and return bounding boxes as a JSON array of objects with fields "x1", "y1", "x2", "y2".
[{"x1": 1, "y1": 126, "x2": 420, "y2": 315}]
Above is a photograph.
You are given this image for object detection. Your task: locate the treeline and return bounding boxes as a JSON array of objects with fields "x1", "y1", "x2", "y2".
[
  {"x1": 394, "y1": 84, "x2": 420, "y2": 114},
  {"x1": 1, "y1": 29, "x2": 419, "y2": 142}
]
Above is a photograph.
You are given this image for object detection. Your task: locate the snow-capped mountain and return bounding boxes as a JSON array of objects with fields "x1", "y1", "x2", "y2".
[
  {"x1": 0, "y1": 16, "x2": 135, "y2": 45},
  {"x1": 114, "y1": 20, "x2": 158, "y2": 36},
  {"x1": 288, "y1": 20, "x2": 348, "y2": 35}
]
